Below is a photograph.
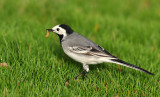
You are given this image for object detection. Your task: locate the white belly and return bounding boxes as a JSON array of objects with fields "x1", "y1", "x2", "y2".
[{"x1": 63, "y1": 49, "x2": 110, "y2": 65}]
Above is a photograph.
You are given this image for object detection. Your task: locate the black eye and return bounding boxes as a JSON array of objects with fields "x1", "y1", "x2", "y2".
[{"x1": 57, "y1": 28, "x2": 60, "y2": 31}]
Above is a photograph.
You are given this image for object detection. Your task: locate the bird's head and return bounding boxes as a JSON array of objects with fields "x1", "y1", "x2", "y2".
[{"x1": 46, "y1": 24, "x2": 74, "y2": 40}]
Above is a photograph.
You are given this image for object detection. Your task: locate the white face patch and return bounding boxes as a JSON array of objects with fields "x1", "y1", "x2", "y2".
[{"x1": 52, "y1": 25, "x2": 67, "y2": 38}]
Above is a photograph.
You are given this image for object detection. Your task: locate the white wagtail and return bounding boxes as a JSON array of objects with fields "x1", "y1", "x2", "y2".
[{"x1": 46, "y1": 24, "x2": 154, "y2": 80}]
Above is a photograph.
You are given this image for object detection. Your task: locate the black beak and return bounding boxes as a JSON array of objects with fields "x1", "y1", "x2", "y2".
[{"x1": 46, "y1": 29, "x2": 54, "y2": 32}]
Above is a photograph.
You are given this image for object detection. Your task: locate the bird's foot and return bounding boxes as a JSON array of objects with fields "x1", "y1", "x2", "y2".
[
  {"x1": 74, "y1": 69, "x2": 85, "y2": 80},
  {"x1": 83, "y1": 71, "x2": 89, "y2": 80}
]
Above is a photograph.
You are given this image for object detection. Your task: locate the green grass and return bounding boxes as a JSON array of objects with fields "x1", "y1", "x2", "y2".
[{"x1": 0, "y1": 0, "x2": 160, "y2": 96}]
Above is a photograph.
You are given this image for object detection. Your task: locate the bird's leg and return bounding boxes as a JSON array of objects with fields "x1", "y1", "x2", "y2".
[
  {"x1": 74, "y1": 69, "x2": 85, "y2": 80},
  {"x1": 82, "y1": 64, "x2": 89, "y2": 80},
  {"x1": 66, "y1": 70, "x2": 85, "y2": 83},
  {"x1": 83, "y1": 71, "x2": 89, "y2": 80},
  {"x1": 68, "y1": 64, "x2": 89, "y2": 81}
]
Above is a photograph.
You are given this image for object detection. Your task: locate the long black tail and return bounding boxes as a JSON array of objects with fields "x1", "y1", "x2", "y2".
[{"x1": 110, "y1": 59, "x2": 154, "y2": 75}]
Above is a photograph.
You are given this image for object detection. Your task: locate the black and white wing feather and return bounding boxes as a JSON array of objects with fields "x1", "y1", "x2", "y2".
[{"x1": 68, "y1": 45, "x2": 116, "y2": 58}]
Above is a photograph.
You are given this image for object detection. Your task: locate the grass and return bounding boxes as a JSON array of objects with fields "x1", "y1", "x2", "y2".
[{"x1": 0, "y1": 0, "x2": 160, "y2": 96}]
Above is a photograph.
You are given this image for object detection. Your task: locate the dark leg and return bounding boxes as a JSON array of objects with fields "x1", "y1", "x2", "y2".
[
  {"x1": 83, "y1": 71, "x2": 89, "y2": 80},
  {"x1": 66, "y1": 69, "x2": 85, "y2": 84},
  {"x1": 74, "y1": 69, "x2": 85, "y2": 80}
]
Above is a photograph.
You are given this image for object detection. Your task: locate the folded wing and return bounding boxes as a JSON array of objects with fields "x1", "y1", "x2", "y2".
[{"x1": 68, "y1": 46, "x2": 116, "y2": 58}]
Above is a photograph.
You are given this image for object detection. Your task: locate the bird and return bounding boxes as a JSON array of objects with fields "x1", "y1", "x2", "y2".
[{"x1": 46, "y1": 24, "x2": 154, "y2": 80}]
